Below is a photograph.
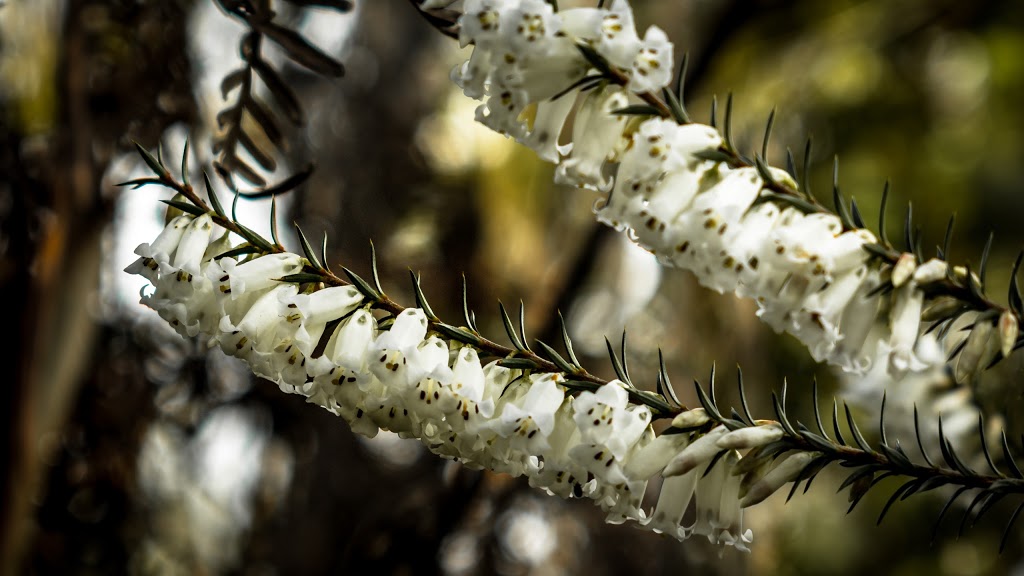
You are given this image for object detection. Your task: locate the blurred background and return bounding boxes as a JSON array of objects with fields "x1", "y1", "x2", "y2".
[{"x1": 2, "y1": 0, "x2": 1024, "y2": 573}]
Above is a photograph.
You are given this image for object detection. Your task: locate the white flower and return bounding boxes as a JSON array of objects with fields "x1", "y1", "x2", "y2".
[
  {"x1": 832, "y1": 267, "x2": 884, "y2": 372},
  {"x1": 215, "y1": 253, "x2": 304, "y2": 299},
  {"x1": 740, "y1": 451, "x2": 816, "y2": 508},
  {"x1": 475, "y1": 81, "x2": 530, "y2": 138},
  {"x1": 494, "y1": 373, "x2": 566, "y2": 452},
  {"x1": 410, "y1": 335, "x2": 455, "y2": 384},
  {"x1": 691, "y1": 452, "x2": 750, "y2": 550},
  {"x1": 503, "y1": 0, "x2": 559, "y2": 56},
  {"x1": 888, "y1": 283, "x2": 925, "y2": 377},
  {"x1": 124, "y1": 215, "x2": 191, "y2": 281},
  {"x1": 375, "y1": 308, "x2": 429, "y2": 356},
  {"x1": 528, "y1": 400, "x2": 588, "y2": 498},
  {"x1": 717, "y1": 424, "x2": 784, "y2": 450},
  {"x1": 670, "y1": 407, "x2": 709, "y2": 429},
  {"x1": 595, "y1": 0, "x2": 640, "y2": 68},
  {"x1": 623, "y1": 431, "x2": 690, "y2": 480},
  {"x1": 218, "y1": 284, "x2": 299, "y2": 359},
  {"x1": 572, "y1": 380, "x2": 650, "y2": 460},
  {"x1": 913, "y1": 258, "x2": 948, "y2": 284},
  {"x1": 643, "y1": 471, "x2": 698, "y2": 539},
  {"x1": 327, "y1": 308, "x2": 376, "y2": 373},
  {"x1": 460, "y1": 0, "x2": 507, "y2": 48},
  {"x1": 282, "y1": 285, "x2": 364, "y2": 356},
  {"x1": 555, "y1": 85, "x2": 629, "y2": 190},
  {"x1": 168, "y1": 214, "x2": 214, "y2": 276},
  {"x1": 520, "y1": 92, "x2": 577, "y2": 163},
  {"x1": 446, "y1": 347, "x2": 496, "y2": 425},
  {"x1": 891, "y1": 253, "x2": 917, "y2": 288},
  {"x1": 629, "y1": 26, "x2": 672, "y2": 93},
  {"x1": 662, "y1": 425, "x2": 728, "y2": 477}
]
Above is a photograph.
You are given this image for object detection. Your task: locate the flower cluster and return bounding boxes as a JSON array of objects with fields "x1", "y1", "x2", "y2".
[
  {"x1": 124, "y1": 212, "x2": 808, "y2": 551},
  {"x1": 448, "y1": 0, "x2": 989, "y2": 378},
  {"x1": 450, "y1": 0, "x2": 672, "y2": 162}
]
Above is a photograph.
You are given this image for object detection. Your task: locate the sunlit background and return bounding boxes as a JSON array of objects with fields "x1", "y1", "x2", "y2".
[{"x1": 3, "y1": 0, "x2": 1024, "y2": 574}]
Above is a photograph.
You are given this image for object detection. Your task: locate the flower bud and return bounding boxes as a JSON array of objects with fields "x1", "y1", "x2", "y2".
[
  {"x1": 999, "y1": 310, "x2": 1019, "y2": 360},
  {"x1": 891, "y1": 253, "x2": 916, "y2": 288},
  {"x1": 717, "y1": 423, "x2": 784, "y2": 450},
  {"x1": 740, "y1": 451, "x2": 817, "y2": 508},
  {"x1": 670, "y1": 407, "x2": 709, "y2": 429},
  {"x1": 662, "y1": 425, "x2": 728, "y2": 477},
  {"x1": 955, "y1": 317, "x2": 997, "y2": 384},
  {"x1": 912, "y1": 258, "x2": 947, "y2": 284}
]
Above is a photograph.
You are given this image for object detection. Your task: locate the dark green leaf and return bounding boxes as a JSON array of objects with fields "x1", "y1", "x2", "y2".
[
  {"x1": 342, "y1": 266, "x2": 382, "y2": 300},
  {"x1": 535, "y1": 339, "x2": 576, "y2": 374},
  {"x1": 499, "y1": 301, "x2": 527, "y2": 352},
  {"x1": 214, "y1": 244, "x2": 260, "y2": 260},
  {"x1": 611, "y1": 104, "x2": 663, "y2": 117},
  {"x1": 278, "y1": 272, "x2": 325, "y2": 284},
  {"x1": 663, "y1": 87, "x2": 689, "y2": 124},
  {"x1": 433, "y1": 322, "x2": 482, "y2": 346},
  {"x1": 498, "y1": 358, "x2": 539, "y2": 370},
  {"x1": 181, "y1": 138, "x2": 191, "y2": 188},
  {"x1": 295, "y1": 224, "x2": 324, "y2": 270},
  {"x1": 269, "y1": 195, "x2": 281, "y2": 246},
  {"x1": 878, "y1": 180, "x2": 891, "y2": 248},
  {"x1": 134, "y1": 141, "x2": 167, "y2": 177},
  {"x1": 160, "y1": 199, "x2": 207, "y2": 217},
  {"x1": 1001, "y1": 501, "x2": 1024, "y2": 553},
  {"x1": 559, "y1": 311, "x2": 580, "y2": 368},
  {"x1": 761, "y1": 107, "x2": 775, "y2": 161},
  {"x1": 410, "y1": 270, "x2": 438, "y2": 320},
  {"x1": 551, "y1": 74, "x2": 606, "y2": 101}
]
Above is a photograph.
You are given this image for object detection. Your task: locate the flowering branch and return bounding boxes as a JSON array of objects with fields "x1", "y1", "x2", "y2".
[
  {"x1": 412, "y1": 0, "x2": 1022, "y2": 392},
  {"x1": 689, "y1": 370, "x2": 1024, "y2": 551},
  {"x1": 122, "y1": 142, "x2": 1024, "y2": 553},
  {"x1": 120, "y1": 142, "x2": 678, "y2": 418}
]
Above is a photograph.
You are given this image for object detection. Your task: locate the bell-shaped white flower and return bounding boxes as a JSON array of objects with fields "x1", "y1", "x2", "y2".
[
  {"x1": 628, "y1": 26, "x2": 672, "y2": 93},
  {"x1": 475, "y1": 81, "x2": 530, "y2": 138},
  {"x1": 494, "y1": 373, "x2": 566, "y2": 452},
  {"x1": 459, "y1": 0, "x2": 508, "y2": 48},
  {"x1": 643, "y1": 469, "x2": 698, "y2": 539},
  {"x1": 520, "y1": 92, "x2": 577, "y2": 163},
  {"x1": 218, "y1": 284, "x2": 299, "y2": 359},
  {"x1": 503, "y1": 0, "x2": 559, "y2": 56},
  {"x1": 375, "y1": 308, "x2": 429, "y2": 356},
  {"x1": 832, "y1": 267, "x2": 883, "y2": 372},
  {"x1": 623, "y1": 431, "x2": 690, "y2": 480},
  {"x1": 327, "y1": 308, "x2": 376, "y2": 374},
  {"x1": 888, "y1": 283, "x2": 925, "y2": 377},
  {"x1": 215, "y1": 253, "x2": 304, "y2": 299},
  {"x1": 717, "y1": 423, "x2": 784, "y2": 451},
  {"x1": 124, "y1": 215, "x2": 192, "y2": 282},
  {"x1": 282, "y1": 285, "x2": 364, "y2": 357},
  {"x1": 740, "y1": 451, "x2": 816, "y2": 508},
  {"x1": 168, "y1": 214, "x2": 214, "y2": 276},
  {"x1": 595, "y1": 0, "x2": 640, "y2": 68},
  {"x1": 555, "y1": 85, "x2": 629, "y2": 190},
  {"x1": 662, "y1": 425, "x2": 728, "y2": 477},
  {"x1": 572, "y1": 380, "x2": 651, "y2": 460}
]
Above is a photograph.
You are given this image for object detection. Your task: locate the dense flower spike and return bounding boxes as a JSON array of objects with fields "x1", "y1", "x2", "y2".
[
  {"x1": 446, "y1": 0, "x2": 1014, "y2": 379},
  {"x1": 123, "y1": 173, "x2": 1024, "y2": 551},
  {"x1": 125, "y1": 213, "x2": 763, "y2": 551}
]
